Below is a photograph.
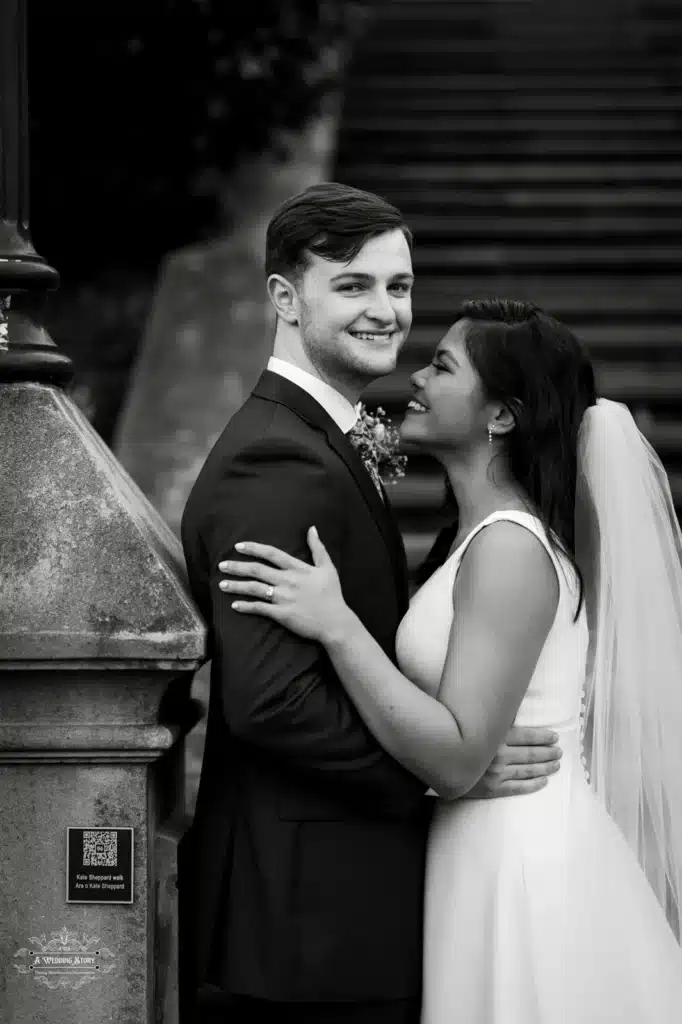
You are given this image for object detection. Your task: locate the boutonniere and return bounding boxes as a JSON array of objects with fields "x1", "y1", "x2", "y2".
[{"x1": 350, "y1": 403, "x2": 408, "y2": 486}]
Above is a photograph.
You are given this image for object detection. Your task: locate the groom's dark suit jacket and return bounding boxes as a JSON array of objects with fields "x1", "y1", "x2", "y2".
[{"x1": 178, "y1": 370, "x2": 429, "y2": 1015}]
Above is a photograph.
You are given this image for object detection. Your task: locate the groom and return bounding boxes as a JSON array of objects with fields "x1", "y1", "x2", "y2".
[{"x1": 179, "y1": 183, "x2": 561, "y2": 1023}]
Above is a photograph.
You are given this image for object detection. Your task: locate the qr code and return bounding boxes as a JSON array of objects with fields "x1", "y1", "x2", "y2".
[{"x1": 82, "y1": 830, "x2": 118, "y2": 867}]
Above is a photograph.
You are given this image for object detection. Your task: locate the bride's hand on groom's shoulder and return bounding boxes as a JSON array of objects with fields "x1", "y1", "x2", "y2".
[
  {"x1": 217, "y1": 527, "x2": 354, "y2": 645},
  {"x1": 461, "y1": 725, "x2": 563, "y2": 799}
]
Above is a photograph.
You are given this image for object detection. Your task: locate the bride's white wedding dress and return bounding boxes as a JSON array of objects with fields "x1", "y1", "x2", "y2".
[{"x1": 396, "y1": 510, "x2": 682, "y2": 1023}]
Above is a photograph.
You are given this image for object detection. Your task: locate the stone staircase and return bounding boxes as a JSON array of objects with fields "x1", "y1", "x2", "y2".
[{"x1": 334, "y1": 0, "x2": 682, "y2": 574}]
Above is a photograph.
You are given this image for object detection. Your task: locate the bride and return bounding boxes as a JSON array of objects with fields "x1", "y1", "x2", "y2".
[{"x1": 218, "y1": 298, "x2": 682, "y2": 1022}]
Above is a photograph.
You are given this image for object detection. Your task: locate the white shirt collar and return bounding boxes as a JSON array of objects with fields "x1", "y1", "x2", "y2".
[{"x1": 267, "y1": 356, "x2": 358, "y2": 434}]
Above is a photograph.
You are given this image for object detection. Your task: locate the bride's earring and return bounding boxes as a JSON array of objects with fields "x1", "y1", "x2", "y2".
[{"x1": 488, "y1": 427, "x2": 493, "y2": 446}]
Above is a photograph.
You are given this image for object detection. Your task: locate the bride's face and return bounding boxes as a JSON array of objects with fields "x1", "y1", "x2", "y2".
[{"x1": 400, "y1": 320, "x2": 493, "y2": 453}]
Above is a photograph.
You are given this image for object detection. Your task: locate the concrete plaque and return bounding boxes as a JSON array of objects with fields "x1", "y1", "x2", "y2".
[{"x1": 66, "y1": 827, "x2": 133, "y2": 904}]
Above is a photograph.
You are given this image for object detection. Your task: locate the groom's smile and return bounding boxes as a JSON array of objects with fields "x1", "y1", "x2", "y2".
[{"x1": 348, "y1": 330, "x2": 397, "y2": 341}]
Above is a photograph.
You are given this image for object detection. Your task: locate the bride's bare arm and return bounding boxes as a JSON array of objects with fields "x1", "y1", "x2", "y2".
[
  {"x1": 323, "y1": 524, "x2": 558, "y2": 796},
  {"x1": 220, "y1": 522, "x2": 559, "y2": 798}
]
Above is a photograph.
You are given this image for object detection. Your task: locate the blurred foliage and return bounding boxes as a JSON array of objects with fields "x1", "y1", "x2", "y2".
[
  {"x1": 29, "y1": 0, "x2": 370, "y2": 275},
  {"x1": 25, "y1": 0, "x2": 370, "y2": 439}
]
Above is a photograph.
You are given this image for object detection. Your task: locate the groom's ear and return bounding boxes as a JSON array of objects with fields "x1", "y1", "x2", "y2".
[{"x1": 267, "y1": 273, "x2": 300, "y2": 326}]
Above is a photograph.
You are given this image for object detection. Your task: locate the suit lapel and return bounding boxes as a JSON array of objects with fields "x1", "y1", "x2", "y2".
[
  {"x1": 323, "y1": 429, "x2": 410, "y2": 615},
  {"x1": 380, "y1": 484, "x2": 411, "y2": 615},
  {"x1": 252, "y1": 371, "x2": 408, "y2": 597}
]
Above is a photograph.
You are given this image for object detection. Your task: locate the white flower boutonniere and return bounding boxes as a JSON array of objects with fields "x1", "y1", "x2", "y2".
[{"x1": 350, "y1": 403, "x2": 408, "y2": 486}]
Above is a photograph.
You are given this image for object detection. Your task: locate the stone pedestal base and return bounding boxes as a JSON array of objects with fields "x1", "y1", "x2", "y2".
[{"x1": 0, "y1": 673, "x2": 199, "y2": 1024}]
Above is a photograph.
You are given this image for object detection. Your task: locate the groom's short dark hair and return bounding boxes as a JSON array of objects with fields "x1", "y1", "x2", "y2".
[{"x1": 265, "y1": 182, "x2": 413, "y2": 283}]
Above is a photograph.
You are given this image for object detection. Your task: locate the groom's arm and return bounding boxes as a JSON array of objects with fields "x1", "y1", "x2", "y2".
[{"x1": 201, "y1": 436, "x2": 427, "y2": 817}]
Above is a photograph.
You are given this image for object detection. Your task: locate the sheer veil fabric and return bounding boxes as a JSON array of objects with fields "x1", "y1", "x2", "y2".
[{"x1": 576, "y1": 398, "x2": 682, "y2": 940}]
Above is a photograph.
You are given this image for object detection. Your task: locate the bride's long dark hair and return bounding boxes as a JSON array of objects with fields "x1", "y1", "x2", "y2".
[{"x1": 415, "y1": 298, "x2": 597, "y2": 620}]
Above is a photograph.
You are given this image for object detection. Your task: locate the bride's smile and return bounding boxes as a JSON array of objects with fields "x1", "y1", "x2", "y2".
[{"x1": 400, "y1": 320, "x2": 509, "y2": 456}]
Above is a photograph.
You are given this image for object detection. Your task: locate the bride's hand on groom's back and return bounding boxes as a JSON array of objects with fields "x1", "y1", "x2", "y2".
[{"x1": 462, "y1": 725, "x2": 562, "y2": 799}]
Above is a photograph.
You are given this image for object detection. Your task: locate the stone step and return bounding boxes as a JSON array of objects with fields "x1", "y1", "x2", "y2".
[
  {"x1": 376, "y1": 0, "x2": 530, "y2": 5},
  {"x1": 411, "y1": 243, "x2": 682, "y2": 270},
  {"x1": 338, "y1": 135, "x2": 682, "y2": 158},
  {"x1": 408, "y1": 277, "x2": 682, "y2": 314},
  {"x1": 348, "y1": 92, "x2": 679, "y2": 115},
  {"x1": 350, "y1": 73, "x2": 671, "y2": 92},
  {"x1": 338, "y1": 1, "x2": 682, "y2": 560},
  {"x1": 639, "y1": 1, "x2": 682, "y2": 14},
  {"x1": 409, "y1": 278, "x2": 679, "y2": 313},
  {"x1": 345, "y1": 92, "x2": 682, "y2": 114},
  {"x1": 626, "y1": 414, "x2": 682, "y2": 455},
  {"x1": 378, "y1": 8, "x2": 681, "y2": 34},
  {"x1": 378, "y1": 0, "x2": 531, "y2": 5},
  {"x1": 374, "y1": 11, "x2": 682, "y2": 32},
  {"x1": 364, "y1": 365, "x2": 682, "y2": 409},
  {"x1": 376, "y1": 187, "x2": 682, "y2": 210},
  {"x1": 338, "y1": 161, "x2": 682, "y2": 184},
  {"x1": 373, "y1": 0, "x2": 602, "y2": 12},
  {"x1": 376, "y1": 4, "x2": 646, "y2": 22},
  {"x1": 345, "y1": 111, "x2": 679, "y2": 134},
  {"x1": 404, "y1": 322, "x2": 682, "y2": 356},
  {"x1": 373, "y1": 33, "x2": 679, "y2": 56},
  {"x1": 363, "y1": 37, "x2": 644, "y2": 55},
  {"x1": 361, "y1": 53, "x2": 680, "y2": 74},
  {"x1": 393, "y1": 467, "x2": 682, "y2": 517},
  {"x1": 354, "y1": 53, "x2": 677, "y2": 74},
  {"x1": 639, "y1": 27, "x2": 682, "y2": 45},
  {"x1": 404, "y1": 212, "x2": 682, "y2": 238}
]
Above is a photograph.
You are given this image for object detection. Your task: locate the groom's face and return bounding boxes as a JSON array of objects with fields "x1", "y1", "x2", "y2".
[{"x1": 296, "y1": 229, "x2": 413, "y2": 387}]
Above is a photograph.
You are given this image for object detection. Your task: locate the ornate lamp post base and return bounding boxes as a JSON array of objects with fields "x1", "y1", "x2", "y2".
[{"x1": 0, "y1": 3, "x2": 207, "y2": 1024}]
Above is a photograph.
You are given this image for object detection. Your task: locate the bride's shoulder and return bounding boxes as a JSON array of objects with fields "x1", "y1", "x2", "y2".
[
  {"x1": 459, "y1": 517, "x2": 559, "y2": 606},
  {"x1": 466, "y1": 515, "x2": 548, "y2": 557}
]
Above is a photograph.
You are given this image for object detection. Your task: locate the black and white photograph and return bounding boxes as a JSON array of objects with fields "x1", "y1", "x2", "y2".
[{"x1": 1, "y1": 2, "x2": 682, "y2": 1022}]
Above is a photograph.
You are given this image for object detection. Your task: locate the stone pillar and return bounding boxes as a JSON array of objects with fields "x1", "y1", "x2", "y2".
[{"x1": 0, "y1": 3, "x2": 207, "y2": 1022}]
